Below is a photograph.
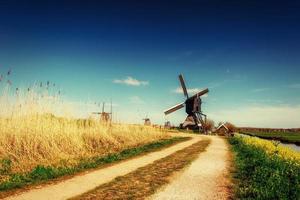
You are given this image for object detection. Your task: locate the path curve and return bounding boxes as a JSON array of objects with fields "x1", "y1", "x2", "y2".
[
  {"x1": 150, "y1": 136, "x2": 231, "y2": 200},
  {"x1": 5, "y1": 134, "x2": 201, "y2": 200}
]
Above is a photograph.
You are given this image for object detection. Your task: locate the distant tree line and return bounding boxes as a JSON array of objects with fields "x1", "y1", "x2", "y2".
[{"x1": 237, "y1": 127, "x2": 300, "y2": 133}]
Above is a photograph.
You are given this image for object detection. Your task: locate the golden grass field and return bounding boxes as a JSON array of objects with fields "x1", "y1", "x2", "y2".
[{"x1": 0, "y1": 85, "x2": 168, "y2": 174}]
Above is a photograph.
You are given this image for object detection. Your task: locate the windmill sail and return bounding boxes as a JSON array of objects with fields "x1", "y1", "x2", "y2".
[
  {"x1": 187, "y1": 88, "x2": 209, "y2": 100},
  {"x1": 179, "y1": 74, "x2": 189, "y2": 98},
  {"x1": 164, "y1": 102, "x2": 185, "y2": 115}
]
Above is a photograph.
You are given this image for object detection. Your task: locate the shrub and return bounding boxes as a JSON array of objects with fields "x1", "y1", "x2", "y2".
[
  {"x1": 225, "y1": 122, "x2": 236, "y2": 133},
  {"x1": 0, "y1": 158, "x2": 12, "y2": 174},
  {"x1": 203, "y1": 119, "x2": 215, "y2": 132}
]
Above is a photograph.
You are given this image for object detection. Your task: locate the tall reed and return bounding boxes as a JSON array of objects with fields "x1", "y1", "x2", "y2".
[{"x1": 0, "y1": 82, "x2": 167, "y2": 174}]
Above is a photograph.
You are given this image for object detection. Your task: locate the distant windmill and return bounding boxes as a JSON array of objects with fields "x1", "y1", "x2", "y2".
[
  {"x1": 142, "y1": 114, "x2": 151, "y2": 126},
  {"x1": 164, "y1": 121, "x2": 171, "y2": 128},
  {"x1": 93, "y1": 101, "x2": 112, "y2": 123}
]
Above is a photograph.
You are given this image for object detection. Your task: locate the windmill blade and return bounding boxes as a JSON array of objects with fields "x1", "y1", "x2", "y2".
[
  {"x1": 188, "y1": 88, "x2": 209, "y2": 100},
  {"x1": 178, "y1": 74, "x2": 189, "y2": 98},
  {"x1": 164, "y1": 102, "x2": 185, "y2": 115}
]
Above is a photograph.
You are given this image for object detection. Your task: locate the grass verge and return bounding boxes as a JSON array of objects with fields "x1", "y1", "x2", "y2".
[
  {"x1": 71, "y1": 138, "x2": 210, "y2": 200},
  {"x1": 229, "y1": 136, "x2": 300, "y2": 200},
  {"x1": 0, "y1": 136, "x2": 190, "y2": 193}
]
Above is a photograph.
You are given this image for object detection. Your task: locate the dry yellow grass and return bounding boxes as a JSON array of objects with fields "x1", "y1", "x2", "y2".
[{"x1": 0, "y1": 85, "x2": 168, "y2": 174}]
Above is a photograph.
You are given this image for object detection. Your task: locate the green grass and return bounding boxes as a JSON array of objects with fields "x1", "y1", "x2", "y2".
[
  {"x1": 229, "y1": 137, "x2": 300, "y2": 200},
  {"x1": 0, "y1": 137, "x2": 190, "y2": 192},
  {"x1": 241, "y1": 131, "x2": 300, "y2": 145}
]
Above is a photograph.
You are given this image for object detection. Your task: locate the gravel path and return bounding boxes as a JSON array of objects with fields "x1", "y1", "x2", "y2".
[
  {"x1": 5, "y1": 135, "x2": 201, "y2": 200},
  {"x1": 150, "y1": 136, "x2": 231, "y2": 200},
  {"x1": 71, "y1": 138, "x2": 210, "y2": 200}
]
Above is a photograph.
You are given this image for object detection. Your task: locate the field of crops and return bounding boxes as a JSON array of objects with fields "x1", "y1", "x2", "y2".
[
  {"x1": 229, "y1": 136, "x2": 300, "y2": 199},
  {"x1": 0, "y1": 85, "x2": 168, "y2": 181},
  {"x1": 241, "y1": 131, "x2": 300, "y2": 145}
]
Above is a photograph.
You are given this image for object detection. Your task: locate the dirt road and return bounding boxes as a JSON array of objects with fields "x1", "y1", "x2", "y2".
[
  {"x1": 4, "y1": 135, "x2": 201, "y2": 200},
  {"x1": 150, "y1": 136, "x2": 231, "y2": 200},
  {"x1": 5, "y1": 135, "x2": 231, "y2": 200}
]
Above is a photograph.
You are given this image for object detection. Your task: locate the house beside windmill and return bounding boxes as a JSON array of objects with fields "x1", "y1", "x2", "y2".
[{"x1": 215, "y1": 123, "x2": 233, "y2": 136}]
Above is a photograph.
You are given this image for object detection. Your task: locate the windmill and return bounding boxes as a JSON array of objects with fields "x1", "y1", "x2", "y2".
[
  {"x1": 164, "y1": 121, "x2": 171, "y2": 128},
  {"x1": 93, "y1": 101, "x2": 112, "y2": 123},
  {"x1": 164, "y1": 74, "x2": 209, "y2": 133},
  {"x1": 142, "y1": 115, "x2": 151, "y2": 126}
]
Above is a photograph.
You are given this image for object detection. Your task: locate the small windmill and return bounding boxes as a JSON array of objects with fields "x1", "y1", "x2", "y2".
[
  {"x1": 93, "y1": 101, "x2": 112, "y2": 123},
  {"x1": 164, "y1": 74, "x2": 209, "y2": 133},
  {"x1": 142, "y1": 115, "x2": 151, "y2": 126},
  {"x1": 164, "y1": 121, "x2": 171, "y2": 128}
]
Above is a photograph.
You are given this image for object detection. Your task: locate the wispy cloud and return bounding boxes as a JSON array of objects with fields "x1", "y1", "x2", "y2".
[
  {"x1": 246, "y1": 99, "x2": 283, "y2": 104},
  {"x1": 288, "y1": 83, "x2": 300, "y2": 89},
  {"x1": 113, "y1": 76, "x2": 149, "y2": 86},
  {"x1": 129, "y1": 96, "x2": 145, "y2": 104},
  {"x1": 208, "y1": 80, "x2": 226, "y2": 89},
  {"x1": 172, "y1": 87, "x2": 208, "y2": 97},
  {"x1": 167, "y1": 50, "x2": 193, "y2": 61},
  {"x1": 251, "y1": 88, "x2": 270, "y2": 93},
  {"x1": 184, "y1": 51, "x2": 193, "y2": 56},
  {"x1": 209, "y1": 104, "x2": 300, "y2": 128},
  {"x1": 208, "y1": 75, "x2": 247, "y2": 89},
  {"x1": 68, "y1": 101, "x2": 119, "y2": 107}
]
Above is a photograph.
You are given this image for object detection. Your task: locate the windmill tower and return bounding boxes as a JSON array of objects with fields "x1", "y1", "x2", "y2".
[
  {"x1": 164, "y1": 74, "x2": 209, "y2": 133},
  {"x1": 93, "y1": 101, "x2": 112, "y2": 123}
]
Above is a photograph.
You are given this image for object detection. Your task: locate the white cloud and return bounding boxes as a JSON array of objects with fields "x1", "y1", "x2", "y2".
[
  {"x1": 58, "y1": 101, "x2": 119, "y2": 119},
  {"x1": 208, "y1": 75, "x2": 246, "y2": 89},
  {"x1": 251, "y1": 88, "x2": 270, "y2": 93},
  {"x1": 113, "y1": 76, "x2": 149, "y2": 86},
  {"x1": 246, "y1": 99, "x2": 283, "y2": 104},
  {"x1": 172, "y1": 87, "x2": 208, "y2": 97},
  {"x1": 68, "y1": 101, "x2": 119, "y2": 108},
  {"x1": 208, "y1": 80, "x2": 226, "y2": 89},
  {"x1": 209, "y1": 104, "x2": 300, "y2": 128},
  {"x1": 129, "y1": 96, "x2": 144, "y2": 104},
  {"x1": 288, "y1": 83, "x2": 300, "y2": 89}
]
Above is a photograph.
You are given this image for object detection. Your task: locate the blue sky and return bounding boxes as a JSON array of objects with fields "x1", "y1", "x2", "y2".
[{"x1": 0, "y1": 0, "x2": 300, "y2": 127}]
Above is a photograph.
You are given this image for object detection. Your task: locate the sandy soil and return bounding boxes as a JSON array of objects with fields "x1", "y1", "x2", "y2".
[
  {"x1": 4, "y1": 134, "x2": 201, "y2": 200},
  {"x1": 150, "y1": 136, "x2": 231, "y2": 200}
]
